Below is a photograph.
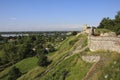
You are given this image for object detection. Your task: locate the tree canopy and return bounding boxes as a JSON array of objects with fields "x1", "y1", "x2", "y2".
[
  {"x1": 98, "y1": 11, "x2": 120, "y2": 35},
  {"x1": 8, "y1": 66, "x2": 21, "y2": 80}
]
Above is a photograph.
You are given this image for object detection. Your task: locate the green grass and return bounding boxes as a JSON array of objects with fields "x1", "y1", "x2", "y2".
[
  {"x1": 17, "y1": 36, "x2": 79, "y2": 80},
  {"x1": 0, "y1": 36, "x2": 75, "y2": 80},
  {"x1": 0, "y1": 57, "x2": 38, "y2": 80},
  {"x1": 95, "y1": 28, "x2": 111, "y2": 34},
  {"x1": 0, "y1": 50, "x2": 5, "y2": 59},
  {"x1": 1, "y1": 34, "x2": 89, "y2": 80},
  {"x1": 86, "y1": 51, "x2": 120, "y2": 80},
  {"x1": 81, "y1": 34, "x2": 88, "y2": 47},
  {"x1": 48, "y1": 36, "x2": 79, "y2": 62},
  {"x1": 17, "y1": 66, "x2": 46, "y2": 80},
  {"x1": 17, "y1": 35, "x2": 83, "y2": 80},
  {"x1": 16, "y1": 34, "x2": 120, "y2": 80},
  {"x1": 38, "y1": 54, "x2": 92, "y2": 80},
  {"x1": 15, "y1": 57, "x2": 38, "y2": 73}
]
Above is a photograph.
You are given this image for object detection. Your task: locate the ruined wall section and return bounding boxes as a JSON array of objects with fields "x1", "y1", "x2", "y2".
[
  {"x1": 82, "y1": 55, "x2": 100, "y2": 63},
  {"x1": 89, "y1": 36, "x2": 120, "y2": 53}
]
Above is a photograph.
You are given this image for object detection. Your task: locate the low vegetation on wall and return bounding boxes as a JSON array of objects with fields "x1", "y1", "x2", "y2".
[{"x1": 95, "y1": 29, "x2": 111, "y2": 35}]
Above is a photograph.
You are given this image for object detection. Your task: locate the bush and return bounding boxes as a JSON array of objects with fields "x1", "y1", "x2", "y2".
[
  {"x1": 69, "y1": 39, "x2": 78, "y2": 46},
  {"x1": 37, "y1": 54, "x2": 49, "y2": 67},
  {"x1": 8, "y1": 66, "x2": 21, "y2": 80},
  {"x1": 72, "y1": 31, "x2": 77, "y2": 35},
  {"x1": 47, "y1": 44, "x2": 56, "y2": 52}
]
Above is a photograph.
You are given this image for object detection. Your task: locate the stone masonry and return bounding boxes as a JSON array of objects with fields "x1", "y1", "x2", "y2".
[
  {"x1": 82, "y1": 55, "x2": 100, "y2": 63},
  {"x1": 88, "y1": 36, "x2": 120, "y2": 53}
]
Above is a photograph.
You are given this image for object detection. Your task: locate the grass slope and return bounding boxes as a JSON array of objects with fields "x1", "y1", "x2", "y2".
[
  {"x1": 39, "y1": 54, "x2": 92, "y2": 80},
  {"x1": 86, "y1": 51, "x2": 120, "y2": 80},
  {"x1": 0, "y1": 57, "x2": 38, "y2": 80},
  {"x1": 1, "y1": 34, "x2": 90, "y2": 80},
  {"x1": 18, "y1": 35, "x2": 88, "y2": 80}
]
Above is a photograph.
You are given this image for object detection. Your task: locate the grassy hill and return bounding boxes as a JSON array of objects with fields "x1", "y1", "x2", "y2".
[
  {"x1": 0, "y1": 34, "x2": 86, "y2": 80},
  {"x1": 17, "y1": 34, "x2": 88, "y2": 80},
  {"x1": 0, "y1": 34, "x2": 120, "y2": 80},
  {"x1": 0, "y1": 57, "x2": 38, "y2": 80},
  {"x1": 36, "y1": 54, "x2": 92, "y2": 80},
  {"x1": 87, "y1": 51, "x2": 120, "y2": 80}
]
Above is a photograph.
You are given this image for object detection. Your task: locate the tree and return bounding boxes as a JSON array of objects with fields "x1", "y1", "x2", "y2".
[
  {"x1": 0, "y1": 58, "x2": 2, "y2": 65},
  {"x1": 72, "y1": 31, "x2": 77, "y2": 35},
  {"x1": 19, "y1": 43, "x2": 35, "y2": 58},
  {"x1": 35, "y1": 44, "x2": 45, "y2": 57},
  {"x1": 98, "y1": 17, "x2": 115, "y2": 30},
  {"x1": 114, "y1": 23, "x2": 120, "y2": 35},
  {"x1": 8, "y1": 66, "x2": 21, "y2": 80},
  {"x1": 3, "y1": 43, "x2": 18, "y2": 64},
  {"x1": 97, "y1": 11, "x2": 120, "y2": 35},
  {"x1": 0, "y1": 34, "x2": 3, "y2": 41},
  {"x1": 37, "y1": 54, "x2": 48, "y2": 67},
  {"x1": 47, "y1": 44, "x2": 56, "y2": 52}
]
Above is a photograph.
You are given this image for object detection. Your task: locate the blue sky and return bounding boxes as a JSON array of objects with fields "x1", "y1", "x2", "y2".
[{"x1": 0, "y1": 0, "x2": 120, "y2": 31}]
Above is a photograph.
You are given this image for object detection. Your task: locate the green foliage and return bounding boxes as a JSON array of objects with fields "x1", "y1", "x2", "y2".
[
  {"x1": 98, "y1": 11, "x2": 120, "y2": 35},
  {"x1": 47, "y1": 44, "x2": 56, "y2": 52},
  {"x1": 114, "y1": 23, "x2": 120, "y2": 35},
  {"x1": 36, "y1": 45, "x2": 45, "y2": 57},
  {"x1": 1, "y1": 34, "x2": 87, "y2": 80},
  {"x1": 81, "y1": 34, "x2": 88, "y2": 47},
  {"x1": 0, "y1": 57, "x2": 38, "y2": 80},
  {"x1": 95, "y1": 29, "x2": 111, "y2": 34},
  {"x1": 16, "y1": 36, "x2": 78, "y2": 80},
  {"x1": 15, "y1": 57, "x2": 38, "y2": 73},
  {"x1": 3, "y1": 43, "x2": 18, "y2": 64},
  {"x1": 0, "y1": 58, "x2": 2, "y2": 65},
  {"x1": 0, "y1": 50, "x2": 9, "y2": 65},
  {"x1": 37, "y1": 54, "x2": 49, "y2": 67},
  {"x1": 87, "y1": 51, "x2": 120, "y2": 80},
  {"x1": 0, "y1": 32, "x2": 69, "y2": 80},
  {"x1": 41, "y1": 54, "x2": 92, "y2": 80},
  {"x1": 8, "y1": 66, "x2": 21, "y2": 80},
  {"x1": 69, "y1": 38, "x2": 78, "y2": 46},
  {"x1": 71, "y1": 31, "x2": 77, "y2": 35},
  {"x1": 98, "y1": 54, "x2": 120, "y2": 80}
]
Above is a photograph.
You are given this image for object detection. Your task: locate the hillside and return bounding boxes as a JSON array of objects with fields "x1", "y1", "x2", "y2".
[
  {"x1": 17, "y1": 34, "x2": 88, "y2": 80},
  {"x1": 0, "y1": 33, "x2": 120, "y2": 80}
]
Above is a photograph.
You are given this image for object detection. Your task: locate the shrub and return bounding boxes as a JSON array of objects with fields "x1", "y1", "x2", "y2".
[
  {"x1": 69, "y1": 39, "x2": 78, "y2": 46},
  {"x1": 47, "y1": 44, "x2": 56, "y2": 52},
  {"x1": 72, "y1": 31, "x2": 77, "y2": 35},
  {"x1": 37, "y1": 54, "x2": 49, "y2": 67},
  {"x1": 8, "y1": 66, "x2": 21, "y2": 80}
]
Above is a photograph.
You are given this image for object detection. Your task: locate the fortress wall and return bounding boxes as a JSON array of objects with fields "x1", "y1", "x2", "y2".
[{"x1": 89, "y1": 36, "x2": 120, "y2": 53}]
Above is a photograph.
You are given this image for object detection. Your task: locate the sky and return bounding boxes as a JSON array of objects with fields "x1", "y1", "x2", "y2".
[{"x1": 0, "y1": 0, "x2": 120, "y2": 31}]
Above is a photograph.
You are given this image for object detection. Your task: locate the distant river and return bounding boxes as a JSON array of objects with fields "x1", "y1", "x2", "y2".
[{"x1": 1, "y1": 34, "x2": 29, "y2": 37}]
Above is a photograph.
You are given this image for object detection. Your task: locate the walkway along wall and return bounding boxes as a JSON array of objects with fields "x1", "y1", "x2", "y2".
[{"x1": 88, "y1": 36, "x2": 120, "y2": 53}]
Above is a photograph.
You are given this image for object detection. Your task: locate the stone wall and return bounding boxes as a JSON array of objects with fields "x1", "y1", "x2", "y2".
[
  {"x1": 88, "y1": 36, "x2": 120, "y2": 53},
  {"x1": 82, "y1": 55, "x2": 100, "y2": 63}
]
